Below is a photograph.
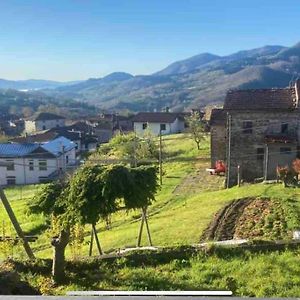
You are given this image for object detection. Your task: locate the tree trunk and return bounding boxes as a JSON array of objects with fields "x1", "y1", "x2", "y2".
[
  {"x1": 196, "y1": 141, "x2": 200, "y2": 150},
  {"x1": 51, "y1": 228, "x2": 70, "y2": 284}
]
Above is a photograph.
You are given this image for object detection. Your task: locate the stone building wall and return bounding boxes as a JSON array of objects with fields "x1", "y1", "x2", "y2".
[
  {"x1": 226, "y1": 110, "x2": 300, "y2": 186},
  {"x1": 210, "y1": 124, "x2": 226, "y2": 167}
]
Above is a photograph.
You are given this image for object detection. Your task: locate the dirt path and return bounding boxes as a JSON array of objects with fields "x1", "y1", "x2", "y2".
[{"x1": 172, "y1": 158, "x2": 225, "y2": 195}]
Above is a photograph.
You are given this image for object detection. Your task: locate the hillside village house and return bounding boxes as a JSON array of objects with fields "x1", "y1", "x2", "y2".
[
  {"x1": 0, "y1": 136, "x2": 76, "y2": 186},
  {"x1": 132, "y1": 112, "x2": 186, "y2": 136},
  {"x1": 25, "y1": 112, "x2": 66, "y2": 133},
  {"x1": 12, "y1": 126, "x2": 98, "y2": 154},
  {"x1": 210, "y1": 80, "x2": 300, "y2": 187}
]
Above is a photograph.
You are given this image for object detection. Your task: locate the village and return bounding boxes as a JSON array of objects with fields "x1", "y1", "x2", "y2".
[
  {"x1": 2, "y1": 1, "x2": 300, "y2": 297},
  {"x1": 2, "y1": 79, "x2": 300, "y2": 296},
  {"x1": 2, "y1": 80, "x2": 300, "y2": 188}
]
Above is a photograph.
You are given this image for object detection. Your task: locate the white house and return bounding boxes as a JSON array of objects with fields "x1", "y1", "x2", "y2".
[
  {"x1": 0, "y1": 136, "x2": 76, "y2": 186},
  {"x1": 132, "y1": 112, "x2": 186, "y2": 136},
  {"x1": 25, "y1": 112, "x2": 66, "y2": 133}
]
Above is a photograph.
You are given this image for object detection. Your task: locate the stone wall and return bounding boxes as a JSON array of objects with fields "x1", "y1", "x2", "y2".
[
  {"x1": 226, "y1": 110, "x2": 300, "y2": 186},
  {"x1": 210, "y1": 124, "x2": 226, "y2": 167}
]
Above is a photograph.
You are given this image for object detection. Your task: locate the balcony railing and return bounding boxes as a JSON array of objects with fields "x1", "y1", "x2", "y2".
[{"x1": 265, "y1": 128, "x2": 298, "y2": 143}]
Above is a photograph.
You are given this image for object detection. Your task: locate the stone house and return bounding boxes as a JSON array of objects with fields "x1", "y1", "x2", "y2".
[
  {"x1": 25, "y1": 112, "x2": 65, "y2": 133},
  {"x1": 210, "y1": 80, "x2": 300, "y2": 187}
]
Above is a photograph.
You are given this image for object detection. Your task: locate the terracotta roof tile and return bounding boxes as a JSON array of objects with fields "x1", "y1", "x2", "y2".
[{"x1": 224, "y1": 88, "x2": 296, "y2": 110}]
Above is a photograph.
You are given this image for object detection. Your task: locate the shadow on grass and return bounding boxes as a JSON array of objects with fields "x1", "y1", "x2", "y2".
[
  {"x1": 24, "y1": 223, "x2": 49, "y2": 236},
  {"x1": 165, "y1": 156, "x2": 209, "y2": 163}
]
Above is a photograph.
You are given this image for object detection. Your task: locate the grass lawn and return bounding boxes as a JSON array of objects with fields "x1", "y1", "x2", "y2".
[
  {"x1": 7, "y1": 246, "x2": 300, "y2": 297},
  {"x1": 3, "y1": 132, "x2": 300, "y2": 296},
  {"x1": 2, "y1": 133, "x2": 300, "y2": 259}
]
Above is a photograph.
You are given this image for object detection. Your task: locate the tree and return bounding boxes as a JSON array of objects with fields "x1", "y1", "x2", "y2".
[
  {"x1": 96, "y1": 131, "x2": 158, "y2": 165},
  {"x1": 29, "y1": 164, "x2": 158, "y2": 283},
  {"x1": 22, "y1": 106, "x2": 34, "y2": 118},
  {"x1": 185, "y1": 111, "x2": 206, "y2": 150}
]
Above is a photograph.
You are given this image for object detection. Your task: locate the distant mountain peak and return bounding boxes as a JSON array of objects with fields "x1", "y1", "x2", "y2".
[
  {"x1": 101, "y1": 72, "x2": 133, "y2": 82},
  {"x1": 155, "y1": 52, "x2": 220, "y2": 76}
]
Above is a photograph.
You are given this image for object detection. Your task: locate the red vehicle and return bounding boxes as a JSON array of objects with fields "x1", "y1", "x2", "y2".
[{"x1": 206, "y1": 160, "x2": 226, "y2": 175}]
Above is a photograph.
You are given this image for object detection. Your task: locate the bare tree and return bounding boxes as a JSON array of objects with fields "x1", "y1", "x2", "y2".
[{"x1": 185, "y1": 111, "x2": 206, "y2": 150}]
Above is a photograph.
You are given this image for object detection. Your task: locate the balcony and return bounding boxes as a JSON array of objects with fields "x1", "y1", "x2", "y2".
[{"x1": 265, "y1": 128, "x2": 297, "y2": 144}]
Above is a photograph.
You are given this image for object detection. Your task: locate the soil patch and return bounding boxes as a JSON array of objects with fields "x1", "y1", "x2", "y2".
[{"x1": 201, "y1": 197, "x2": 291, "y2": 242}]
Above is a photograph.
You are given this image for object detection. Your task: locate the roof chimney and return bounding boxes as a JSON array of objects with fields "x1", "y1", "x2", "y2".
[{"x1": 295, "y1": 79, "x2": 300, "y2": 108}]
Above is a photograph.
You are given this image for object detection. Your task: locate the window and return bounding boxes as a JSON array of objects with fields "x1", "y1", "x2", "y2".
[
  {"x1": 160, "y1": 124, "x2": 166, "y2": 131},
  {"x1": 39, "y1": 176, "x2": 48, "y2": 183},
  {"x1": 42, "y1": 125, "x2": 46, "y2": 130},
  {"x1": 142, "y1": 123, "x2": 148, "y2": 130},
  {"x1": 29, "y1": 160, "x2": 34, "y2": 171},
  {"x1": 6, "y1": 160, "x2": 14, "y2": 171},
  {"x1": 281, "y1": 123, "x2": 288, "y2": 134},
  {"x1": 242, "y1": 121, "x2": 253, "y2": 134},
  {"x1": 6, "y1": 176, "x2": 16, "y2": 185},
  {"x1": 66, "y1": 155, "x2": 69, "y2": 164},
  {"x1": 257, "y1": 148, "x2": 264, "y2": 161},
  {"x1": 280, "y1": 147, "x2": 291, "y2": 155},
  {"x1": 38, "y1": 160, "x2": 47, "y2": 171}
]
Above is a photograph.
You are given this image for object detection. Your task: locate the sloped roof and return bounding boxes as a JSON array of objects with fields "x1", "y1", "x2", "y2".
[
  {"x1": 10, "y1": 128, "x2": 81, "y2": 143},
  {"x1": 210, "y1": 109, "x2": 226, "y2": 126},
  {"x1": 0, "y1": 137, "x2": 75, "y2": 158},
  {"x1": 10, "y1": 131, "x2": 58, "y2": 143},
  {"x1": 30, "y1": 112, "x2": 65, "y2": 121},
  {"x1": 132, "y1": 112, "x2": 181, "y2": 123},
  {"x1": 223, "y1": 88, "x2": 296, "y2": 110},
  {"x1": 42, "y1": 136, "x2": 76, "y2": 156},
  {"x1": 0, "y1": 143, "x2": 39, "y2": 158}
]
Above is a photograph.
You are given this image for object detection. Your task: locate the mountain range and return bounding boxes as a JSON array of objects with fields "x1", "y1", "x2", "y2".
[
  {"x1": 4, "y1": 42, "x2": 300, "y2": 112},
  {"x1": 0, "y1": 79, "x2": 81, "y2": 90}
]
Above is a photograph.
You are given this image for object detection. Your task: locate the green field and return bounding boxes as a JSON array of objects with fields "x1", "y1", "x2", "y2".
[
  {"x1": 2, "y1": 133, "x2": 300, "y2": 259},
  {"x1": 3, "y1": 133, "x2": 300, "y2": 296}
]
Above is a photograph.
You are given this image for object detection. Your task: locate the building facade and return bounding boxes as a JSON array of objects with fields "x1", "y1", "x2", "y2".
[
  {"x1": 25, "y1": 112, "x2": 66, "y2": 133},
  {"x1": 132, "y1": 112, "x2": 186, "y2": 136},
  {"x1": 210, "y1": 80, "x2": 300, "y2": 187},
  {"x1": 0, "y1": 136, "x2": 76, "y2": 185}
]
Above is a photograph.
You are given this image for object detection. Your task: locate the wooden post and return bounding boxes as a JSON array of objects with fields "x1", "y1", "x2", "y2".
[
  {"x1": 137, "y1": 210, "x2": 145, "y2": 247},
  {"x1": 88, "y1": 226, "x2": 94, "y2": 256},
  {"x1": 92, "y1": 224, "x2": 103, "y2": 256},
  {"x1": 237, "y1": 165, "x2": 241, "y2": 187},
  {"x1": 143, "y1": 208, "x2": 153, "y2": 246},
  {"x1": 0, "y1": 187, "x2": 35, "y2": 260},
  {"x1": 159, "y1": 130, "x2": 163, "y2": 185},
  {"x1": 226, "y1": 114, "x2": 232, "y2": 188},
  {"x1": 137, "y1": 207, "x2": 152, "y2": 247}
]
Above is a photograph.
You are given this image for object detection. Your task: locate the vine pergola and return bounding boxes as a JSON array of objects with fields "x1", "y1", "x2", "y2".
[{"x1": 29, "y1": 164, "x2": 159, "y2": 282}]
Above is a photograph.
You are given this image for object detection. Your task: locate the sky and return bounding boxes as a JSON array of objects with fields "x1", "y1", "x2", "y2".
[{"x1": 0, "y1": 0, "x2": 299, "y2": 81}]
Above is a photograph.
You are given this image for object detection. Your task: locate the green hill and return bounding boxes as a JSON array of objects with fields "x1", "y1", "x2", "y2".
[
  {"x1": 2, "y1": 133, "x2": 300, "y2": 295},
  {"x1": 1, "y1": 133, "x2": 300, "y2": 259}
]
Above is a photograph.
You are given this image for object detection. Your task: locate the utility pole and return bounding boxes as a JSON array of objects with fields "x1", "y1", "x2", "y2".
[
  {"x1": 226, "y1": 113, "x2": 232, "y2": 189},
  {"x1": 237, "y1": 165, "x2": 241, "y2": 187},
  {"x1": 133, "y1": 133, "x2": 138, "y2": 168},
  {"x1": 264, "y1": 144, "x2": 269, "y2": 181},
  {"x1": 159, "y1": 130, "x2": 163, "y2": 185},
  {"x1": 0, "y1": 162, "x2": 35, "y2": 259}
]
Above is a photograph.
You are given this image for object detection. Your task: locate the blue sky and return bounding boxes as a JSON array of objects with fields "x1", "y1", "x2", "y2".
[{"x1": 0, "y1": 0, "x2": 299, "y2": 81}]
